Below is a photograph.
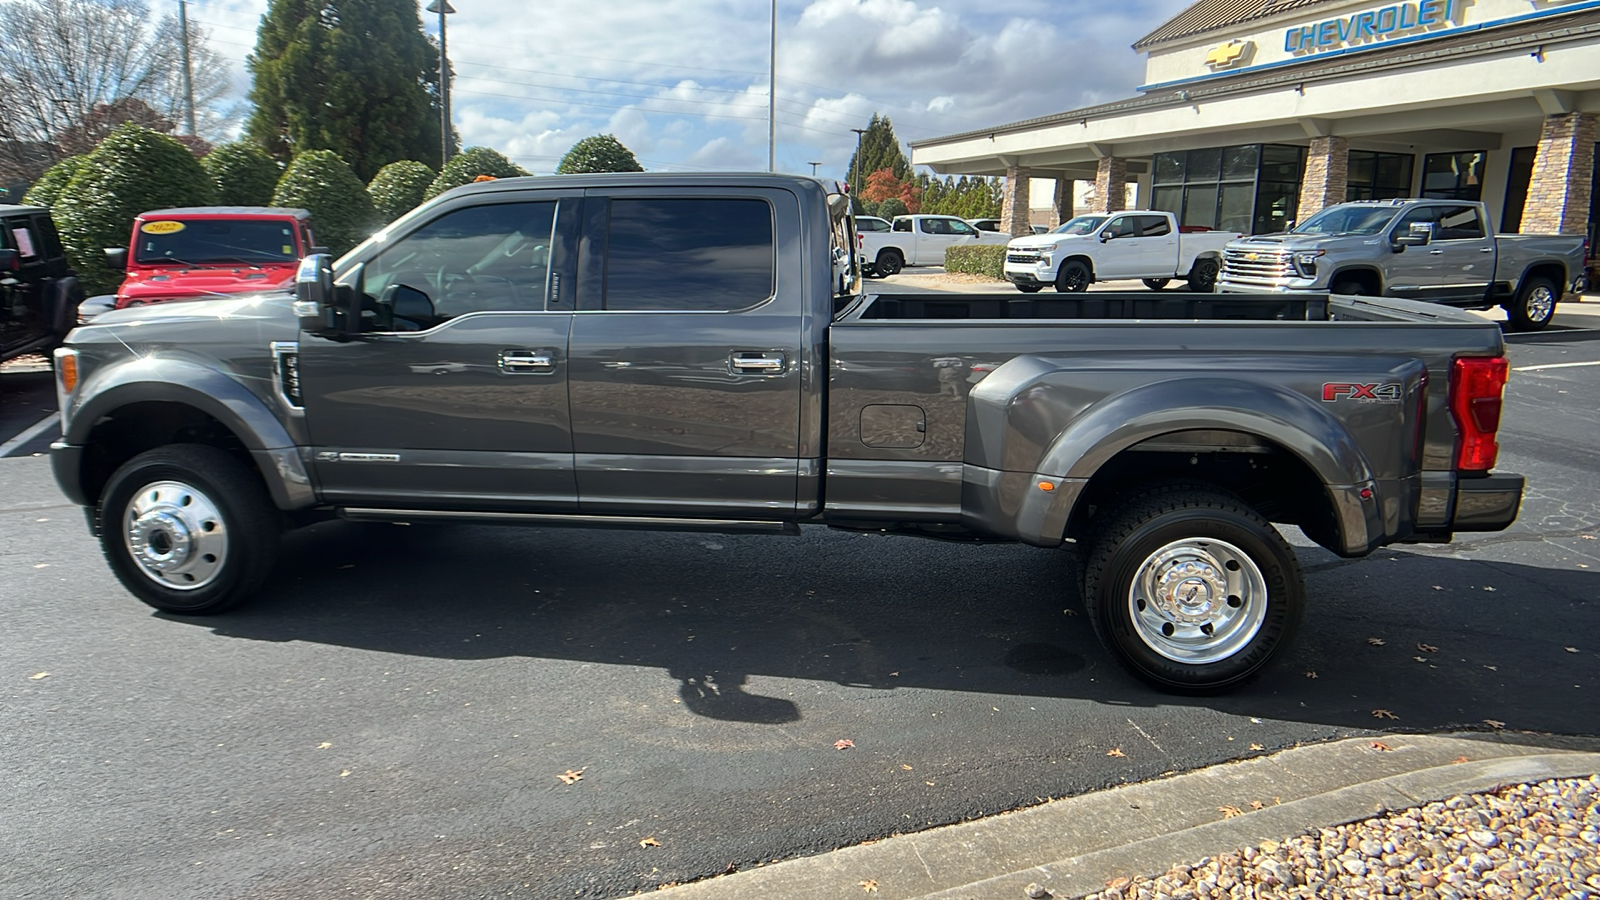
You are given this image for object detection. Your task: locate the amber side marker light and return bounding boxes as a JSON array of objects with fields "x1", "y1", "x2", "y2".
[
  {"x1": 1039, "y1": 481, "x2": 1055, "y2": 492},
  {"x1": 54, "y1": 348, "x2": 79, "y2": 394}
]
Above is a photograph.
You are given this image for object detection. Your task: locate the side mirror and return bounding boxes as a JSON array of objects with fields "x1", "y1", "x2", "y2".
[
  {"x1": 293, "y1": 253, "x2": 348, "y2": 339},
  {"x1": 103, "y1": 247, "x2": 128, "y2": 270},
  {"x1": 1393, "y1": 222, "x2": 1432, "y2": 249},
  {"x1": 0, "y1": 248, "x2": 17, "y2": 272},
  {"x1": 309, "y1": 245, "x2": 330, "y2": 257},
  {"x1": 1098, "y1": 231, "x2": 1112, "y2": 242}
]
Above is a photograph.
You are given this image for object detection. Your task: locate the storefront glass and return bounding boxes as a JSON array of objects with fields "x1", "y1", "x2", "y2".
[
  {"x1": 1151, "y1": 143, "x2": 1303, "y2": 234},
  {"x1": 1421, "y1": 151, "x2": 1487, "y2": 201},
  {"x1": 1347, "y1": 151, "x2": 1415, "y2": 201}
]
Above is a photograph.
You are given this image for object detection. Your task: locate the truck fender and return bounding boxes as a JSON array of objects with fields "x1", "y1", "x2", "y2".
[
  {"x1": 1327, "y1": 265, "x2": 1384, "y2": 295},
  {"x1": 62, "y1": 356, "x2": 314, "y2": 510}
]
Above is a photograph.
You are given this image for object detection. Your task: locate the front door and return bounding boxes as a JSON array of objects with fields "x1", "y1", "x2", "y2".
[
  {"x1": 1094, "y1": 214, "x2": 1145, "y2": 279},
  {"x1": 915, "y1": 216, "x2": 963, "y2": 265},
  {"x1": 299, "y1": 195, "x2": 579, "y2": 511},
  {"x1": 1425, "y1": 204, "x2": 1494, "y2": 304},
  {"x1": 567, "y1": 188, "x2": 805, "y2": 516}
]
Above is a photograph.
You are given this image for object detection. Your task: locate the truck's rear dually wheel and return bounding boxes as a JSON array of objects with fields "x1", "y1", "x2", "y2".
[{"x1": 1082, "y1": 485, "x2": 1304, "y2": 692}]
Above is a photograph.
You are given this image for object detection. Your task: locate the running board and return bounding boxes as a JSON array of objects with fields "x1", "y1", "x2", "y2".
[{"x1": 337, "y1": 507, "x2": 801, "y2": 536}]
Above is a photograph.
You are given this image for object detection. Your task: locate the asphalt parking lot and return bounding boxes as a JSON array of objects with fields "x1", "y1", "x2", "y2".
[{"x1": 2, "y1": 293, "x2": 1597, "y2": 899}]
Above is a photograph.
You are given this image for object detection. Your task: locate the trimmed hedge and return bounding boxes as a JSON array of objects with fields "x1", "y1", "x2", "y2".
[
  {"x1": 53, "y1": 125, "x2": 217, "y2": 294},
  {"x1": 877, "y1": 197, "x2": 908, "y2": 219},
  {"x1": 424, "y1": 147, "x2": 528, "y2": 200},
  {"x1": 272, "y1": 150, "x2": 376, "y2": 256},
  {"x1": 944, "y1": 245, "x2": 1007, "y2": 279},
  {"x1": 22, "y1": 155, "x2": 87, "y2": 208},
  {"x1": 203, "y1": 142, "x2": 282, "y2": 207},
  {"x1": 367, "y1": 160, "x2": 436, "y2": 223}
]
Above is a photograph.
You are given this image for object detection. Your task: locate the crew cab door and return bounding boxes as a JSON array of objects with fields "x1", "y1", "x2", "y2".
[
  {"x1": 1093, "y1": 214, "x2": 1146, "y2": 279},
  {"x1": 915, "y1": 216, "x2": 964, "y2": 265},
  {"x1": 297, "y1": 192, "x2": 580, "y2": 510},
  {"x1": 1385, "y1": 204, "x2": 1492, "y2": 304},
  {"x1": 1134, "y1": 214, "x2": 1179, "y2": 275},
  {"x1": 567, "y1": 187, "x2": 804, "y2": 516}
]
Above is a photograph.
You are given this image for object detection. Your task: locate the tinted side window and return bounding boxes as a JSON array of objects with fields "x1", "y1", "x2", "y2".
[
  {"x1": 1393, "y1": 206, "x2": 1437, "y2": 237},
  {"x1": 603, "y1": 198, "x2": 774, "y2": 312},
  {"x1": 1436, "y1": 205, "x2": 1485, "y2": 240},
  {"x1": 1138, "y1": 215, "x2": 1172, "y2": 237},
  {"x1": 892, "y1": 218, "x2": 911, "y2": 232},
  {"x1": 1105, "y1": 217, "x2": 1136, "y2": 238}
]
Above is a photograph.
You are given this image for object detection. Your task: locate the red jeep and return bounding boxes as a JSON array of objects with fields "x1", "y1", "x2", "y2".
[{"x1": 104, "y1": 207, "x2": 319, "y2": 309}]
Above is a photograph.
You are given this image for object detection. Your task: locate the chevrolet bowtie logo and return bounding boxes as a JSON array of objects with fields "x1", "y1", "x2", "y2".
[{"x1": 1204, "y1": 40, "x2": 1251, "y2": 69}]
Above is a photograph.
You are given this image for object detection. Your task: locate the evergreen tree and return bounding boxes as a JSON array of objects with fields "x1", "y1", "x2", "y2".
[
  {"x1": 246, "y1": 0, "x2": 450, "y2": 180},
  {"x1": 368, "y1": 160, "x2": 436, "y2": 223},
  {"x1": 556, "y1": 134, "x2": 644, "y2": 174},
  {"x1": 271, "y1": 149, "x2": 376, "y2": 255},
  {"x1": 202, "y1": 142, "x2": 282, "y2": 207},
  {"x1": 845, "y1": 114, "x2": 910, "y2": 192},
  {"x1": 424, "y1": 147, "x2": 528, "y2": 200}
]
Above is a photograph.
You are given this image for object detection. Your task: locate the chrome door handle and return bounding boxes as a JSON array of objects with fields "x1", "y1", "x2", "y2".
[
  {"x1": 1478, "y1": 247, "x2": 1494, "y2": 253},
  {"x1": 730, "y1": 354, "x2": 785, "y2": 373},
  {"x1": 1428, "y1": 249, "x2": 1445, "y2": 255},
  {"x1": 500, "y1": 349, "x2": 555, "y2": 373}
]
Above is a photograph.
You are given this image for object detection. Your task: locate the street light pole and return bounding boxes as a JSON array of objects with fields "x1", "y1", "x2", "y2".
[
  {"x1": 426, "y1": 0, "x2": 456, "y2": 165},
  {"x1": 807, "y1": 161, "x2": 820, "y2": 176},
  {"x1": 177, "y1": 0, "x2": 197, "y2": 135},
  {"x1": 768, "y1": 0, "x2": 777, "y2": 172}
]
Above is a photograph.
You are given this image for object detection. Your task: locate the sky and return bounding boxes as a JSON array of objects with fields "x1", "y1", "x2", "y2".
[{"x1": 184, "y1": 0, "x2": 1194, "y2": 178}]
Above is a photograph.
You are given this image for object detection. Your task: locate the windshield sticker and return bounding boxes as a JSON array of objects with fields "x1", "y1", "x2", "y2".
[
  {"x1": 283, "y1": 245, "x2": 294, "y2": 255},
  {"x1": 140, "y1": 221, "x2": 186, "y2": 234}
]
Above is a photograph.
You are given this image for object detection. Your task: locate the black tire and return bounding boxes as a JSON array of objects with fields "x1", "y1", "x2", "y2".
[
  {"x1": 1055, "y1": 260, "x2": 1091, "y2": 293},
  {"x1": 1082, "y1": 484, "x2": 1305, "y2": 693},
  {"x1": 99, "y1": 444, "x2": 281, "y2": 615},
  {"x1": 1015, "y1": 283, "x2": 1044, "y2": 294},
  {"x1": 874, "y1": 249, "x2": 903, "y2": 277},
  {"x1": 1505, "y1": 276, "x2": 1557, "y2": 332},
  {"x1": 1142, "y1": 278, "x2": 1170, "y2": 291},
  {"x1": 1330, "y1": 280, "x2": 1368, "y2": 296},
  {"x1": 1186, "y1": 258, "x2": 1220, "y2": 293}
]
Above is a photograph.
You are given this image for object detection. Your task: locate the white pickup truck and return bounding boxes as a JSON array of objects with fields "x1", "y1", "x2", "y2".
[
  {"x1": 1003, "y1": 211, "x2": 1240, "y2": 293},
  {"x1": 860, "y1": 214, "x2": 1009, "y2": 277}
]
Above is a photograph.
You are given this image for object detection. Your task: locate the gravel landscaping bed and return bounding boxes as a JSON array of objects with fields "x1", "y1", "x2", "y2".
[{"x1": 1074, "y1": 774, "x2": 1600, "y2": 899}]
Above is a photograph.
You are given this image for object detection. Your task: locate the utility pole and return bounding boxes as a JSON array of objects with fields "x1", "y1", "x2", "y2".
[
  {"x1": 850, "y1": 127, "x2": 868, "y2": 203},
  {"x1": 178, "y1": 0, "x2": 197, "y2": 135},
  {"x1": 426, "y1": 0, "x2": 456, "y2": 165},
  {"x1": 768, "y1": 0, "x2": 777, "y2": 172},
  {"x1": 807, "y1": 161, "x2": 820, "y2": 176}
]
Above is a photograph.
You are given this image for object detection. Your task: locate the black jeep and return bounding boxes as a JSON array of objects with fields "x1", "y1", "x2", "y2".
[{"x1": 1, "y1": 204, "x2": 83, "y2": 362}]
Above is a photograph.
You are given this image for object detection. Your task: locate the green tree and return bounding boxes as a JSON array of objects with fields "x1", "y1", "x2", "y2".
[
  {"x1": 877, "y1": 197, "x2": 909, "y2": 219},
  {"x1": 271, "y1": 149, "x2": 376, "y2": 255},
  {"x1": 424, "y1": 146, "x2": 527, "y2": 200},
  {"x1": 53, "y1": 125, "x2": 216, "y2": 293},
  {"x1": 556, "y1": 134, "x2": 644, "y2": 174},
  {"x1": 367, "y1": 160, "x2": 436, "y2": 223},
  {"x1": 22, "y1": 155, "x2": 87, "y2": 208},
  {"x1": 202, "y1": 142, "x2": 282, "y2": 207},
  {"x1": 246, "y1": 0, "x2": 450, "y2": 180},
  {"x1": 846, "y1": 114, "x2": 910, "y2": 193}
]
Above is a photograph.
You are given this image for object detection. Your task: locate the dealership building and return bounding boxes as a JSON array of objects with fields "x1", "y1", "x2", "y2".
[{"x1": 910, "y1": 0, "x2": 1599, "y2": 268}]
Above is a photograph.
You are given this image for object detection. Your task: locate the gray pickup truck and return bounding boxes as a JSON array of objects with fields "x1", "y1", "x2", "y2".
[
  {"x1": 1217, "y1": 199, "x2": 1587, "y2": 332},
  {"x1": 50, "y1": 174, "x2": 1525, "y2": 692}
]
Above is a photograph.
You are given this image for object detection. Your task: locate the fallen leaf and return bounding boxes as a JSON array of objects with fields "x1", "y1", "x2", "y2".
[
  {"x1": 1483, "y1": 665, "x2": 1498, "y2": 671},
  {"x1": 1414, "y1": 656, "x2": 1429, "y2": 663},
  {"x1": 29, "y1": 672, "x2": 49, "y2": 680},
  {"x1": 1218, "y1": 805, "x2": 1244, "y2": 818},
  {"x1": 1106, "y1": 748, "x2": 1125, "y2": 757},
  {"x1": 859, "y1": 879, "x2": 879, "y2": 893},
  {"x1": 558, "y1": 769, "x2": 584, "y2": 784},
  {"x1": 1367, "y1": 637, "x2": 1386, "y2": 646},
  {"x1": 338, "y1": 769, "x2": 350, "y2": 777},
  {"x1": 1417, "y1": 643, "x2": 1438, "y2": 653},
  {"x1": 834, "y1": 739, "x2": 855, "y2": 750},
  {"x1": 1250, "y1": 800, "x2": 1264, "y2": 810},
  {"x1": 1249, "y1": 743, "x2": 1265, "y2": 751},
  {"x1": 900, "y1": 764, "x2": 913, "y2": 771},
  {"x1": 1581, "y1": 534, "x2": 1595, "y2": 540},
  {"x1": 1370, "y1": 740, "x2": 1393, "y2": 751},
  {"x1": 1061, "y1": 609, "x2": 1078, "y2": 616},
  {"x1": 1371, "y1": 709, "x2": 1398, "y2": 720},
  {"x1": 639, "y1": 837, "x2": 660, "y2": 848},
  {"x1": 1304, "y1": 670, "x2": 1318, "y2": 679},
  {"x1": 1483, "y1": 719, "x2": 1505, "y2": 730},
  {"x1": 316, "y1": 742, "x2": 332, "y2": 750},
  {"x1": 1564, "y1": 647, "x2": 1579, "y2": 654},
  {"x1": 1452, "y1": 756, "x2": 1471, "y2": 764}
]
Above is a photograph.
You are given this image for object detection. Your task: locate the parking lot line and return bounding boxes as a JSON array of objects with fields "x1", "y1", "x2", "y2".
[
  {"x1": 1513, "y1": 360, "x2": 1600, "y2": 372},
  {"x1": 0, "y1": 412, "x2": 60, "y2": 458}
]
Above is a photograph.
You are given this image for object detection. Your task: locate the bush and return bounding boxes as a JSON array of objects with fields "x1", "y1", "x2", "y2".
[
  {"x1": 202, "y1": 142, "x2": 282, "y2": 207},
  {"x1": 22, "y1": 155, "x2": 87, "y2": 208},
  {"x1": 367, "y1": 160, "x2": 436, "y2": 223},
  {"x1": 944, "y1": 245, "x2": 1007, "y2": 279},
  {"x1": 877, "y1": 197, "x2": 908, "y2": 219},
  {"x1": 271, "y1": 150, "x2": 377, "y2": 256},
  {"x1": 424, "y1": 147, "x2": 528, "y2": 200},
  {"x1": 556, "y1": 134, "x2": 643, "y2": 174},
  {"x1": 53, "y1": 125, "x2": 217, "y2": 293}
]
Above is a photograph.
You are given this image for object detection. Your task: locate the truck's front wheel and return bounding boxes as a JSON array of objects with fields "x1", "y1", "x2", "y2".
[
  {"x1": 100, "y1": 444, "x2": 281, "y2": 615},
  {"x1": 1082, "y1": 485, "x2": 1304, "y2": 693},
  {"x1": 1505, "y1": 276, "x2": 1557, "y2": 332},
  {"x1": 1055, "y1": 261, "x2": 1091, "y2": 292}
]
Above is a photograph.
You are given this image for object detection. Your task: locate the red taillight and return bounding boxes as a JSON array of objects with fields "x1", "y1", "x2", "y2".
[{"x1": 1449, "y1": 356, "x2": 1509, "y2": 472}]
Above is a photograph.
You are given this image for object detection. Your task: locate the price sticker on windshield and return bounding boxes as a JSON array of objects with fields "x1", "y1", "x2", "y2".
[{"x1": 140, "y1": 221, "x2": 186, "y2": 234}]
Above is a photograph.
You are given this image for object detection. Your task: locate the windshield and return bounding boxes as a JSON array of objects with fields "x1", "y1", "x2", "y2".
[
  {"x1": 1052, "y1": 215, "x2": 1107, "y2": 236},
  {"x1": 1292, "y1": 206, "x2": 1399, "y2": 236},
  {"x1": 134, "y1": 219, "x2": 302, "y2": 265}
]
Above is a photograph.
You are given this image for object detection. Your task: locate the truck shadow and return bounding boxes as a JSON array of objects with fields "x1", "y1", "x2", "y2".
[{"x1": 180, "y1": 520, "x2": 1598, "y2": 743}]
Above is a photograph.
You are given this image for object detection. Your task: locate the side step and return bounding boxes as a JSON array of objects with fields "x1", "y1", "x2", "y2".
[{"x1": 337, "y1": 507, "x2": 802, "y2": 536}]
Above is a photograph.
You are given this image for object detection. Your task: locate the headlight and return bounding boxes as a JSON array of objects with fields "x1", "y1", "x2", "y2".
[{"x1": 1293, "y1": 250, "x2": 1324, "y2": 277}]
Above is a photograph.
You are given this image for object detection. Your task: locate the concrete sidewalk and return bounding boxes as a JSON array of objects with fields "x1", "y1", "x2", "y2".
[{"x1": 655, "y1": 734, "x2": 1600, "y2": 900}]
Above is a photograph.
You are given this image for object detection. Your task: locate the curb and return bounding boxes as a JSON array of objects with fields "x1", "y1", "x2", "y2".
[{"x1": 653, "y1": 734, "x2": 1600, "y2": 900}]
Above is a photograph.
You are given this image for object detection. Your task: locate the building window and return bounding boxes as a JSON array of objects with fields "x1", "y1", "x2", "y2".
[
  {"x1": 1150, "y1": 144, "x2": 1299, "y2": 234},
  {"x1": 1347, "y1": 151, "x2": 1414, "y2": 202},
  {"x1": 1499, "y1": 147, "x2": 1537, "y2": 233},
  {"x1": 1421, "y1": 151, "x2": 1486, "y2": 201},
  {"x1": 1254, "y1": 145, "x2": 1305, "y2": 234}
]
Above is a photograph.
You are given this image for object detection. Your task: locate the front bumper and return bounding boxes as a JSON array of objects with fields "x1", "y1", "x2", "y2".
[
  {"x1": 1452, "y1": 473, "x2": 1524, "y2": 531},
  {"x1": 1003, "y1": 262, "x2": 1054, "y2": 287},
  {"x1": 1216, "y1": 277, "x2": 1325, "y2": 294}
]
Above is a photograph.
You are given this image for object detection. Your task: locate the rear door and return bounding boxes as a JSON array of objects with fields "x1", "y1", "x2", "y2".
[
  {"x1": 1135, "y1": 214, "x2": 1179, "y2": 275},
  {"x1": 915, "y1": 216, "x2": 963, "y2": 265},
  {"x1": 567, "y1": 187, "x2": 805, "y2": 516}
]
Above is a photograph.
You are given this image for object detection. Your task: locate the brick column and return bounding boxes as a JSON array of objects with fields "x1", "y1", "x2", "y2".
[
  {"x1": 1296, "y1": 136, "x2": 1349, "y2": 220},
  {"x1": 1053, "y1": 177, "x2": 1073, "y2": 227},
  {"x1": 1092, "y1": 157, "x2": 1127, "y2": 214},
  {"x1": 1001, "y1": 165, "x2": 1032, "y2": 237},
  {"x1": 1519, "y1": 112, "x2": 1597, "y2": 235}
]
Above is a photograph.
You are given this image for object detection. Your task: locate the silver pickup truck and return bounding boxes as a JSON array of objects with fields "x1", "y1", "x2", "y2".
[
  {"x1": 50, "y1": 174, "x2": 1524, "y2": 693},
  {"x1": 1217, "y1": 199, "x2": 1587, "y2": 331}
]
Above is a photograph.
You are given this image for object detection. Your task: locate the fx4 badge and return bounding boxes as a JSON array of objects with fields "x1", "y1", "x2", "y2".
[{"x1": 1323, "y1": 382, "x2": 1403, "y2": 402}]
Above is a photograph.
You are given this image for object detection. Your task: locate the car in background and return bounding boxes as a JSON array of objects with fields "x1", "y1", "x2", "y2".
[
  {"x1": 1003, "y1": 211, "x2": 1239, "y2": 293},
  {"x1": 969, "y1": 218, "x2": 1050, "y2": 235},
  {"x1": 1, "y1": 204, "x2": 82, "y2": 362},
  {"x1": 855, "y1": 215, "x2": 892, "y2": 233},
  {"x1": 103, "y1": 207, "x2": 318, "y2": 311},
  {"x1": 860, "y1": 214, "x2": 1010, "y2": 276}
]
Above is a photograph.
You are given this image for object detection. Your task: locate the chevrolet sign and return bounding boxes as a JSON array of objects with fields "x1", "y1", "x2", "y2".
[{"x1": 1204, "y1": 40, "x2": 1252, "y2": 69}]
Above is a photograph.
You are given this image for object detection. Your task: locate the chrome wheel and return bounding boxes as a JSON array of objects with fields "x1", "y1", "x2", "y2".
[
  {"x1": 1128, "y1": 537, "x2": 1267, "y2": 664},
  {"x1": 123, "y1": 480, "x2": 228, "y2": 591},
  {"x1": 1525, "y1": 284, "x2": 1555, "y2": 324}
]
